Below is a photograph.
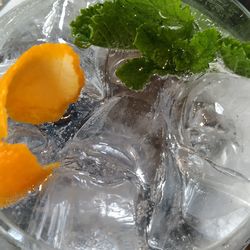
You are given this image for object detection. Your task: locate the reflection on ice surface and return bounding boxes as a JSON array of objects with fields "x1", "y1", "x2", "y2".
[
  {"x1": 0, "y1": 0, "x2": 250, "y2": 249},
  {"x1": 149, "y1": 73, "x2": 250, "y2": 250},
  {"x1": 27, "y1": 169, "x2": 145, "y2": 250}
]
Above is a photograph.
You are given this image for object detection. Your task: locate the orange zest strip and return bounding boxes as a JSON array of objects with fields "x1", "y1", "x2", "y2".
[
  {"x1": 0, "y1": 142, "x2": 59, "y2": 208},
  {"x1": 0, "y1": 43, "x2": 87, "y2": 207},
  {"x1": 3, "y1": 43, "x2": 85, "y2": 125},
  {"x1": 0, "y1": 77, "x2": 9, "y2": 139}
]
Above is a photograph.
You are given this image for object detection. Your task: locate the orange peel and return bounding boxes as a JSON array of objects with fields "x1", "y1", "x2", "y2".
[
  {"x1": 3, "y1": 43, "x2": 85, "y2": 125},
  {"x1": 0, "y1": 142, "x2": 59, "y2": 208},
  {"x1": 0, "y1": 43, "x2": 87, "y2": 207},
  {"x1": 0, "y1": 77, "x2": 8, "y2": 139}
]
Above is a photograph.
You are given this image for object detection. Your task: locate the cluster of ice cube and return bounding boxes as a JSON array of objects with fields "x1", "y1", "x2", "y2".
[{"x1": 0, "y1": 1, "x2": 250, "y2": 250}]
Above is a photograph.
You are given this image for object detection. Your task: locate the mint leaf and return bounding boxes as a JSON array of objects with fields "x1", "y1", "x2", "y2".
[
  {"x1": 153, "y1": 0, "x2": 194, "y2": 25},
  {"x1": 189, "y1": 28, "x2": 219, "y2": 72},
  {"x1": 116, "y1": 58, "x2": 156, "y2": 90},
  {"x1": 71, "y1": 4, "x2": 103, "y2": 48},
  {"x1": 71, "y1": 0, "x2": 164, "y2": 49},
  {"x1": 243, "y1": 43, "x2": 250, "y2": 57},
  {"x1": 71, "y1": 0, "x2": 194, "y2": 49},
  {"x1": 175, "y1": 28, "x2": 220, "y2": 72},
  {"x1": 135, "y1": 26, "x2": 219, "y2": 73},
  {"x1": 220, "y1": 37, "x2": 250, "y2": 77},
  {"x1": 134, "y1": 24, "x2": 173, "y2": 70},
  {"x1": 71, "y1": 0, "x2": 250, "y2": 90},
  {"x1": 134, "y1": 23, "x2": 194, "y2": 70}
]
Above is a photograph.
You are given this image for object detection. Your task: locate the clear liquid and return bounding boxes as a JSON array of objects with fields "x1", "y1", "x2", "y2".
[{"x1": 0, "y1": 1, "x2": 250, "y2": 250}]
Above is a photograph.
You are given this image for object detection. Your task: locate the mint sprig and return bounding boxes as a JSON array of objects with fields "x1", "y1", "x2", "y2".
[
  {"x1": 116, "y1": 58, "x2": 157, "y2": 90},
  {"x1": 71, "y1": 0, "x2": 250, "y2": 90},
  {"x1": 220, "y1": 37, "x2": 250, "y2": 78}
]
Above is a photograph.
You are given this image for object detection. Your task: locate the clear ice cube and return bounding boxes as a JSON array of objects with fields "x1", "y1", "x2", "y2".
[
  {"x1": 147, "y1": 73, "x2": 250, "y2": 250},
  {"x1": 26, "y1": 169, "x2": 146, "y2": 250},
  {"x1": 60, "y1": 79, "x2": 165, "y2": 187},
  {"x1": 182, "y1": 73, "x2": 250, "y2": 179},
  {"x1": 23, "y1": 76, "x2": 169, "y2": 249}
]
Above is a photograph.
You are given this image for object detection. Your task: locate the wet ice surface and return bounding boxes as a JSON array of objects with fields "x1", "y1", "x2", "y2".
[
  {"x1": 148, "y1": 73, "x2": 250, "y2": 250},
  {"x1": 27, "y1": 169, "x2": 145, "y2": 250},
  {"x1": 1, "y1": 1, "x2": 250, "y2": 250}
]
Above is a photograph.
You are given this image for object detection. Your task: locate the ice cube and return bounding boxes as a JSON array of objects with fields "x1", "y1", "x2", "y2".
[
  {"x1": 39, "y1": 91, "x2": 102, "y2": 150},
  {"x1": 181, "y1": 73, "x2": 250, "y2": 179},
  {"x1": 26, "y1": 168, "x2": 147, "y2": 250},
  {"x1": 1, "y1": 75, "x2": 168, "y2": 249},
  {"x1": 0, "y1": 0, "x2": 93, "y2": 47},
  {"x1": 60, "y1": 85, "x2": 165, "y2": 187},
  {"x1": 7, "y1": 120, "x2": 57, "y2": 165},
  {"x1": 148, "y1": 73, "x2": 250, "y2": 250}
]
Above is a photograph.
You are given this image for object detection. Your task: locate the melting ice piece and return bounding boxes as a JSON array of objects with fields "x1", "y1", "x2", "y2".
[
  {"x1": 3, "y1": 75, "x2": 169, "y2": 249},
  {"x1": 0, "y1": 1, "x2": 106, "y2": 247},
  {"x1": 182, "y1": 73, "x2": 250, "y2": 179},
  {"x1": 0, "y1": 0, "x2": 97, "y2": 47},
  {"x1": 39, "y1": 91, "x2": 102, "y2": 150},
  {"x1": 60, "y1": 80, "x2": 166, "y2": 187},
  {"x1": 148, "y1": 73, "x2": 250, "y2": 250},
  {"x1": 4, "y1": 93, "x2": 161, "y2": 250},
  {"x1": 26, "y1": 168, "x2": 146, "y2": 250},
  {"x1": 6, "y1": 121, "x2": 57, "y2": 165}
]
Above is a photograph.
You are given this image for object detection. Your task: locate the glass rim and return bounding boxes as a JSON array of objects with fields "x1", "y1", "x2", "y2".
[{"x1": 0, "y1": 0, "x2": 250, "y2": 250}]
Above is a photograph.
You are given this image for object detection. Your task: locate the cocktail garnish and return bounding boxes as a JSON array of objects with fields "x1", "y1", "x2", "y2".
[{"x1": 71, "y1": 0, "x2": 250, "y2": 90}]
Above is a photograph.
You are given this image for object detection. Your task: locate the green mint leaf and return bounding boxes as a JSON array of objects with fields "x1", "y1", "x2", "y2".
[
  {"x1": 71, "y1": 0, "x2": 163, "y2": 49},
  {"x1": 71, "y1": 0, "x2": 250, "y2": 91},
  {"x1": 220, "y1": 37, "x2": 250, "y2": 77},
  {"x1": 71, "y1": 0, "x2": 194, "y2": 49},
  {"x1": 134, "y1": 23, "x2": 194, "y2": 70},
  {"x1": 243, "y1": 43, "x2": 250, "y2": 57},
  {"x1": 187, "y1": 28, "x2": 219, "y2": 72},
  {"x1": 71, "y1": 4, "x2": 103, "y2": 48},
  {"x1": 152, "y1": 0, "x2": 194, "y2": 24},
  {"x1": 134, "y1": 24, "x2": 172, "y2": 69},
  {"x1": 135, "y1": 26, "x2": 219, "y2": 73},
  {"x1": 173, "y1": 29, "x2": 219, "y2": 73},
  {"x1": 116, "y1": 58, "x2": 156, "y2": 90}
]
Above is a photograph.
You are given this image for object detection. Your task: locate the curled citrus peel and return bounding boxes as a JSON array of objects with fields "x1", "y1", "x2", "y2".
[
  {"x1": 4, "y1": 43, "x2": 85, "y2": 124},
  {"x1": 0, "y1": 77, "x2": 8, "y2": 139},
  {"x1": 0, "y1": 43, "x2": 85, "y2": 208},
  {"x1": 0, "y1": 142, "x2": 59, "y2": 208}
]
